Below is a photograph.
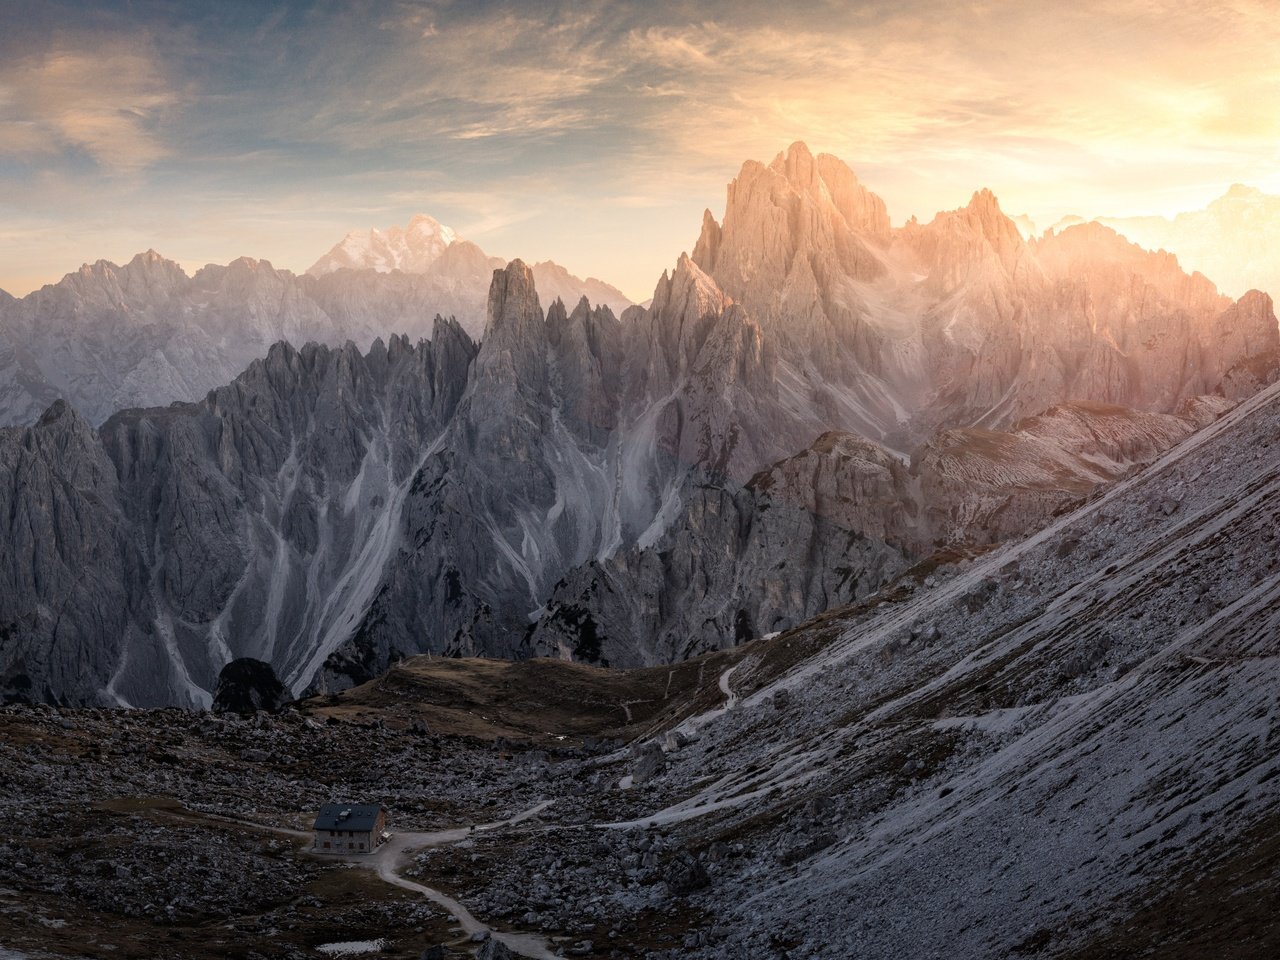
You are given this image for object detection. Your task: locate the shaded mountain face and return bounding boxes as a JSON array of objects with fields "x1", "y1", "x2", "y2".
[
  {"x1": 1, "y1": 255, "x2": 1272, "y2": 708},
  {"x1": 1, "y1": 144, "x2": 1278, "y2": 708},
  {"x1": 0, "y1": 225, "x2": 632, "y2": 431}
]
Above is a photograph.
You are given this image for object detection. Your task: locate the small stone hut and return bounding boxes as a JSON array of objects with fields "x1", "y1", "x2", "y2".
[{"x1": 313, "y1": 804, "x2": 388, "y2": 853}]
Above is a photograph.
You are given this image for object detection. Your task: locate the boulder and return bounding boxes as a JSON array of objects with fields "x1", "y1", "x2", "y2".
[
  {"x1": 211, "y1": 658, "x2": 290, "y2": 714},
  {"x1": 631, "y1": 741, "x2": 666, "y2": 784}
]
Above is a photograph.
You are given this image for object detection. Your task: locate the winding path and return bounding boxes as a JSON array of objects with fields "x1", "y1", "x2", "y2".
[{"x1": 359, "y1": 800, "x2": 558, "y2": 959}]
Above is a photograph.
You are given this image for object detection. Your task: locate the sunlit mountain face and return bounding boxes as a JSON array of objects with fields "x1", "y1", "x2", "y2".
[{"x1": 4, "y1": 3, "x2": 1280, "y2": 960}]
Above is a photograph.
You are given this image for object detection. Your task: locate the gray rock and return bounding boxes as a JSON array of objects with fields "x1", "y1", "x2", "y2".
[{"x1": 632, "y1": 742, "x2": 666, "y2": 785}]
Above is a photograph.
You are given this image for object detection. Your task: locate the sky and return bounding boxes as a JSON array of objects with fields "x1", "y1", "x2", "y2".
[{"x1": 2, "y1": 0, "x2": 1279, "y2": 301}]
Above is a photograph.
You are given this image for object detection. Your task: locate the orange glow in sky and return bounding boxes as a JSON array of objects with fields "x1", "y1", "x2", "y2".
[{"x1": 1, "y1": 0, "x2": 1278, "y2": 300}]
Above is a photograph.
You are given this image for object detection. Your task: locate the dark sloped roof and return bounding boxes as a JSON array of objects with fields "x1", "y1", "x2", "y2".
[{"x1": 313, "y1": 803, "x2": 385, "y2": 832}]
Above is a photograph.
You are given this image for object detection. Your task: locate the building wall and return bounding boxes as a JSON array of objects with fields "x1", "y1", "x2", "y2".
[{"x1": 313, "y1": 828, "x2": 375, "y2": 853}]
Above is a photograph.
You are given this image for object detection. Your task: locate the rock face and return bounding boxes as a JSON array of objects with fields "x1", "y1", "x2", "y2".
[
  {"x1": 694, "y1": 142, "x2": 1276, "y2": 447},
  {"x1": 530, "y1": 401, "x2": 1223, "y2": 664},
  {"x1": 1, "y1": 145, "x2": 1278, "y2": 706},
  {"x1": 0, "y1": 227, "x2": 632, "y2": 430},
  {"x1": 211, "y1": 658, "x2": 290, "y2": 714}
]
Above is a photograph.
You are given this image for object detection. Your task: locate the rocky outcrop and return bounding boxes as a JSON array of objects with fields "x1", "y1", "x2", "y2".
[
  {"x1": 531, "y1": 431, "x2": 919, "y2": 665},
  {"x1": 211, "y1": 658, "x2": 290, "y2": 714},
  {"x1": 914, "y1": 401, "x2": 1219, "y2": 545}
]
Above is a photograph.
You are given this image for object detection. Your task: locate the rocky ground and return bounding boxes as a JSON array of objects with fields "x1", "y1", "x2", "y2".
[{"x1": 0, "y1": 646, "x2": 772, "y2": 959}]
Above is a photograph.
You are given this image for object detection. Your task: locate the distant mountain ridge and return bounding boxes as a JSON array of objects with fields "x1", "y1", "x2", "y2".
[
  {"x1": 1025, "y1": 184, "x2": 1280, "y2": 301},
  {"x1": 1094, "y1": 184, "x2": 1280, "y2": 301},
  {"x1": 308, "y1": 213, "x2": 633, "y2": 318},
  {"x1": 0, "y1": 224, "x2": 632, "y2": 428},
  {"x1": 308, "y1": 213, "x2": 458, "y2": 275}
]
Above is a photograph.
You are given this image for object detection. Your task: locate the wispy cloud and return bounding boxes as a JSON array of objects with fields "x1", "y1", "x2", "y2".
[{"x1": 0, "y1": 37, "x2": 181, "y2": 174}]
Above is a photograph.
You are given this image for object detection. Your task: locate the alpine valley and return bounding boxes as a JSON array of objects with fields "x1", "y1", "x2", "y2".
[{"x1": 6, "y1": 135, "x2": 1280, "y2": 960}]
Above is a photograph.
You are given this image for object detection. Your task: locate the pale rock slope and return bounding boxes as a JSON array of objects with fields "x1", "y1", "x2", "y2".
[{"x1": 629, "y1": 368, "x2": 1280, "y2": 959}]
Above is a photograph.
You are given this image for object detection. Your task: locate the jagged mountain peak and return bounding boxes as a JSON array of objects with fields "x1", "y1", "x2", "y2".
[
  {"x1": 486, "y1": 259, "x2": 541, "y2": 326},
  {"x1": 526, "y1": 261, "x2": 632, "y2": 319},
  {"x1": 900, "y1": 184, "x2": 1034, "y2": 291},
  {"x1": 1034, "y1": 220, "x2": 1227, "y2": 311},
  {"x1": 128, "y1": 248, "x2": 170, "y2": 267},
  {"x1": 35, "y1": 397, "x2": 88, "y2": 429},
  {"x1": 651, "y1": 252, "x2": 729, "y2": 326},
  {"x1": 26, "y1": 397, "x2": 118, "y2": 494},
  {"x1": 957, "y1": 187, "x2": 1021, "y2": 241},
  {"x1": 73, "y1": 249, "x2": 186, "y2": 282},
  {"x1": 404, "y1": 212, "x2": 455, "y2": 238},
  {"x1": 225, "y1": 255, "x2": 280, "y2": 274},
  {"x1": 768, "y1": 139, "x2": 820, "y2": 188},
  {"x1": 476, "y1": 258, "x2": 551, "y2": 394}
]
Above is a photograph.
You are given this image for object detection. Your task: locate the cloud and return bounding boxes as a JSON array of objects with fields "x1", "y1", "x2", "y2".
[
  {"x1": 0, "y1": 37, "x2": 180, "y2": 174},
  {"x1": 279, "y1": 5, "x2": 626, "y2": 150},
  {"x1": 5, "y1": 0, "x2": 1280, "y2": 300}
]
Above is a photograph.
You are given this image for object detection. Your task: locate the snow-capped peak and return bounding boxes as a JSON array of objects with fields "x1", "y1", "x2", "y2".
[{"x1": 308, "y1": 214, "x2": 460, "y2": 276}]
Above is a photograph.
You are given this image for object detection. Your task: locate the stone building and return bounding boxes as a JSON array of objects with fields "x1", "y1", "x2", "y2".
[{"x1": 312, "y1": 804, "x2": 388, "y2": 853}]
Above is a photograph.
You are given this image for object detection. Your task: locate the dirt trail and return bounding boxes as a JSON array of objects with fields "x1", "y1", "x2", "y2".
[{"x1": 364, "y1": 800, "x2": 558, "y2": 959}]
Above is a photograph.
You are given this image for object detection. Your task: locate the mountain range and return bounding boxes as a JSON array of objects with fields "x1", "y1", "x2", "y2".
[
  {"x1": 1, "y1": 142, "x2": 1277, "y2": 708},
  {"x1": 0, "y1": 219, "x2": 630, "y2": 428},
  {"x1": 1025, "y1": 183, "x2": 1280, "y2": 303}
]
